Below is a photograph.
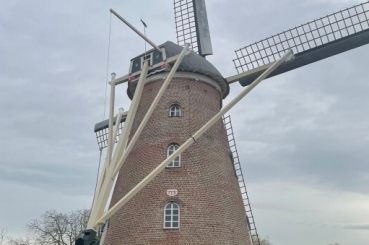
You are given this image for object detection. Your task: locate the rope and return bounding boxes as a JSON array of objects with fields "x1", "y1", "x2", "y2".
[{"x1": 103, "y1": 13, "x2": 112, "y2": 120}]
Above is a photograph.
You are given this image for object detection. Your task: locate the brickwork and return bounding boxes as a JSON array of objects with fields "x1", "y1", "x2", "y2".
[{"x1": 104, "y1": 74, "x2": 252, "y2": 245}]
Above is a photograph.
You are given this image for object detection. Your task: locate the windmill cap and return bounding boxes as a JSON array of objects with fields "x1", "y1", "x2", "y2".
[{"x1": 127, "y1": 41, "x2": 229, "y2": 99}]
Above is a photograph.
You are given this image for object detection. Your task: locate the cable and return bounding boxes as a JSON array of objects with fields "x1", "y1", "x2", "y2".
[
  {"x1": 94, "y1": 149, "x2": 103, "y2": 203},
  {"x1": 103, "y1": 13, "x2": 113, "y2": 120},
  {"x1": 88, "y1": 149, "x2": 103, "y2": 223},
  {"x1": 84, "y1": 12, "x2": 112, "y2": 240},
  {"x1": 90, "y1": 11, "x2": 112, "y2": 221}
]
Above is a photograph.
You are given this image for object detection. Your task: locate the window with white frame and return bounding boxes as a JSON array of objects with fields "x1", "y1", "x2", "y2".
[
  {"x1": 142, "y1": 53, "x2": 152, "y2": 66},
  {"x1": 169, "y1": 104, "x2": 181, "y2": 117},
  {"x1": 167, "y1": 144, "x2": 180, "y2": 167},
  {"x1": 164, "y1": 202, "x2": 180, "y2": 229}
]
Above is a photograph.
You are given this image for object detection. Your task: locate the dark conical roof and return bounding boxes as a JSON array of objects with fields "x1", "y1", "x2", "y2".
[{"x1": 127, "y1": 41, "x2": 229, "y2": 99}]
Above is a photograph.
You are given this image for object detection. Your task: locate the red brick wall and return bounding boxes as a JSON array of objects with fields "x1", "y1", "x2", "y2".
[{"x1": 104, "y1": 75, "x2": 252, "y2": 245}]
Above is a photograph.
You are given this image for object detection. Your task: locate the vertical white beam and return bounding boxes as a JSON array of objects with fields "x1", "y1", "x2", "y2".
[
  {"x1": 112, "y1": 110, "x2": 124, "y2": 143},
  {"x1": 95, "y1": 108, "x2": 125, "y2": 199},
  {"x1": 112, "y1": 44, "x2": 190, "y2": 177},
  {"x1": 109, "y1": 61, "x2": 149, "y2": 172},
  {"x1": 94, "y1": 62, "x2": 149, "y2": 221},
  {"x1": 106, "y1": 73, "x2": 116, "y2": 168},
  {"x1": 94, "y1": 50, "x2": 293, "y2": 228},
  {"x1": 88, "y1": 73, "x2": 117, "y2": 229},
  {"x1": 87, "y1": 109, "x2": 124, "y2": 228},
  {"x1": 87, "y1": 62, "x2": 149, "y2": 229}
]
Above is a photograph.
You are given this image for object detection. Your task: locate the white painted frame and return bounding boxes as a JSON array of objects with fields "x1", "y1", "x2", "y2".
[
  {"x1": 169, "y1": 104, "x2": 181, "y2": 117},
  {"x1": 163, "y1": 202, "x2": 180, "y2": 229},
  {"x1": 167, "y1": 144, "x2": 181, "y2": 167}
]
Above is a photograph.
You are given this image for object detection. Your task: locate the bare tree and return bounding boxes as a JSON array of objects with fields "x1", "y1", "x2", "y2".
[
  {"x1": 4, "y1": 208, "x2": 99, "y2": 245},
  {"x1": 6, "y1": 237, "x2": 34, "y2": 245},
  {"x1": 259, "y1": 236, "x2": 273, "y2": 245},
  {"x1": 0, "y1": 228, "x2": 6, "y2": 245},
  {"x1": 25, "y1": 209, "x2": 89, "y2": 245}
]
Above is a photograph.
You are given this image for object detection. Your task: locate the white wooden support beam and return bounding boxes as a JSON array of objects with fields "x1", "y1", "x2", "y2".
[
  {"x1": 93, "y1": 61, "x2": 149, "y2": 225},
  {"x1": 94, "y1": 49, "x2": 293, "y2": 229},
  {"x1": 87, "y1": 108, "x2": 124, "y2": 229},
  {"x1": 106, "y1": 75, "x2": 116, "y2": 168},
  {"x1": 87, "y1": 62, "x2": 149, "y2": 230},
  {"x1": 109, "y1": 63, "x2": 149, "y2": 171},
  {"x1": 110, "y1": 9, "x2": 162, "y2": 53},
  {"x1": 226, "y1": 53, "x2": 294, "y2": 84},
  {"x1": 226, "y1": 63, "x2": 274, "y2": 84},
  {"x1": 111, "y1": 44, "x2": 191, "y2": 178},
  {"x1": 98, "y1": 108, "x2": 124, "y2": 196},
  {"x1": 89, "y1": 73, "x2": 117, "y2": 227}
]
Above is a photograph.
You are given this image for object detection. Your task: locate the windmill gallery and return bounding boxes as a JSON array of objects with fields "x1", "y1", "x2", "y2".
[{"x1": 76, "y1": 1, "x2": 369, "y2": 244}]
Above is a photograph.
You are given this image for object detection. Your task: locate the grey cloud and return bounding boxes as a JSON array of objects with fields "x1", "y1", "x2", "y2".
[{"x1": 342, "y1": 223, "x2": 369, "y2": 230}]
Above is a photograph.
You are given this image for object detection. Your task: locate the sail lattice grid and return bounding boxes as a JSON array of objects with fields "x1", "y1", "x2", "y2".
[
  {"x1": 173, "y1": 0, "x2": 198, "y2": 53},
  {"x1": 233, "y1": 1, "x2": 369, "y2": 73},
  {"x1": 95, "y1": 122, "x2": 124, "y2": 151},
  {"x1": 223, "y1": 115, "x2": 260, "y2": 245}
]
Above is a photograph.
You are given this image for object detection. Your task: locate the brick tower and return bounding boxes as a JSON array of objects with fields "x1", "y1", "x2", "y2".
[{"x1": 104, "y1": 41, "x2": 252, "y2": 245}]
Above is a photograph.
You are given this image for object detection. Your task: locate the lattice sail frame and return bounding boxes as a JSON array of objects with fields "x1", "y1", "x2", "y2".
[
  {"x1": 223, "y1": 115, "x2": 260, "y2": 245},
  {"x1": 95, "y1": 122, "x2": 124, "y2": 150},
  {"x1": 174, "y1": 0, "x2": 199, "y2": 53},
  {"x1": 233, "y1": 1, "x2": 369, "y2": 73}
]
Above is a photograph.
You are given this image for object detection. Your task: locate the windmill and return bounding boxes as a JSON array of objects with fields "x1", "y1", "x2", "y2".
[{"x1": 76, "y1": 1, "x2": 369, "y2": 244}]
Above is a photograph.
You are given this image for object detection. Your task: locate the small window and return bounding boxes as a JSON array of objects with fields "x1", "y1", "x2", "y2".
[
  {"x1": 169, "y1": 104, "x2": 181, "y2": 117},
  {"x1": 164, "y1": 202, "x2": 180, "y2": 229},
  {"x1": 167, "y1": 144, "x2": 180, "y2": 167},
  {"x1": 142, "y1": 54, "x2": 151, "y2": 66}
]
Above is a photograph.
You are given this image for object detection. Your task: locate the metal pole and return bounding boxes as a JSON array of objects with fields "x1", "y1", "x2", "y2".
[
  {"x1": 110, "y1": 9, "x2": 162, "y2": 53},
  {"x1": 112, "y1": 44, "x2": 190, "y2": 178},
  {"x1": 94, "y1": 50, "x2": 293, "y2": 228}
]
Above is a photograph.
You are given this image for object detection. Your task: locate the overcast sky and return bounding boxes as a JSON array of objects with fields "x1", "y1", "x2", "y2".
[{"x1": 0, "y1": 0, "x2": 368, "y2": 244}]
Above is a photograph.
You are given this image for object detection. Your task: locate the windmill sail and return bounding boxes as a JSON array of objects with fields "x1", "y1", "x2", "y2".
[
  {"x1": 231, "y1": 1, "x2": 369, "y2": 86},
  {"x1": 173, "y1": 0, "x2": 213, "y2": 56},
  {"x1": 94, "y1": 114, "x2": 127, "y2": 150},
  {"x1": 223, "y1": 115, "x2": 260, "y2": 245}
]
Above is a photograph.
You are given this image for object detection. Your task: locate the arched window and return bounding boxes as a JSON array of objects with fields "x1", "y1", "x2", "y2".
[
  {"x1": 164, "y1": 202, "x2": 180, "y2": 229},
  {"x1": 167, "y1": 144, "x2": 180, "y2": 167},
  {"x1": 169, "y1": 104, "x2": 181, "y2": 117}
]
